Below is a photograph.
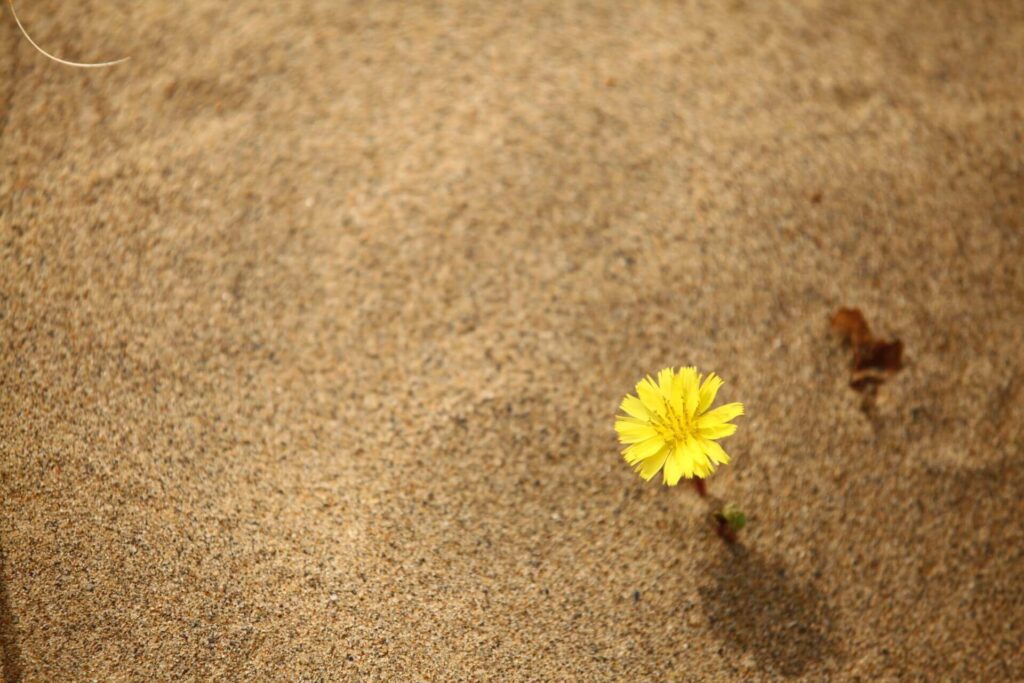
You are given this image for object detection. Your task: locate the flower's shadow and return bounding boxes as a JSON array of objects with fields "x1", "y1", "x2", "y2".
[{"x1": 698, "y1": 544, "x2": 839, "y2": 678}]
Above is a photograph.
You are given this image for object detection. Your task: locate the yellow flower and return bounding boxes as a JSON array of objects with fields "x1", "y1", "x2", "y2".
[{"x1": 615, "y1": 367, "x2": 743, "y2": 484}]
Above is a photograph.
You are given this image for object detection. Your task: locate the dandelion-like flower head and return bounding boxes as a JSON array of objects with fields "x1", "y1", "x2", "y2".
[{"x1": 615, "y1": 367, "x2": 743, "y2": 484}]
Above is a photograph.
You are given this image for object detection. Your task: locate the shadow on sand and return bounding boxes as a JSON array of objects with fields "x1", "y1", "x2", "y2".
[
  {"x1": 699, "y1": 544, "x2": 838, "y2": 678},
  {"x1": 0, "y1": 545, "x2": 23, "y2": 683}
]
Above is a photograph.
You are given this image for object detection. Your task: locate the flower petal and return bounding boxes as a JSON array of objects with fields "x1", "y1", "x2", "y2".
[
  {"x1": 685, "y1": 434, "x2": 713, "y2": 478},
  {"x1": 697, "y1": 402, "x2": 744, "y2": 428},
  {"x1": 636, "y1": 446, "x2": 670, "y2": 480},
  {"x1": 697, "y1": 373, "x2": 724, "y2": 415},
  {"x1": 623, "y1": 435, "x2": 667, "y2": 464},
  {"x1": 669, "y1": 369, "x2": 685, "y2": 416},
  {"x1": 636, "y1": 377, "x2": 666, "y2": 416},
  {"x1": 698, "y1": 422, "x2": 738, "y2": 440},
  {"x1": 619, "y1": 395, "x2": 650, "y2": 420},
  {"x1": 663, "y1": 446, "x2": 685, "y2": 486},
  {"x1": 615, "y1": 418, "x2": 659, "y2": 444},
  {"x1": 699, "y1": 437, "x2": 731, "y2": 465},
  {"x1": 657, "y1": 367, "x2": 675, "y2": 398},
  {"x1": 697, "y1": 463, "x2": 713, "y2": 478},
  {"x1": 678, "y1": 366, "x2": 700, "y2": 418}
]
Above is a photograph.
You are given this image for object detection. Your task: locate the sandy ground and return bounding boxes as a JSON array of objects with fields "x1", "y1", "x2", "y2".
[{"x1": 2, "y1": 1, "x2": 1023, "y2": 680}]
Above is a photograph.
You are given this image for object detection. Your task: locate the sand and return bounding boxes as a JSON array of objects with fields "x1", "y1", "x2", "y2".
[{"x1": 1, "y1": 1, "x2": 1023, "y2": 680}]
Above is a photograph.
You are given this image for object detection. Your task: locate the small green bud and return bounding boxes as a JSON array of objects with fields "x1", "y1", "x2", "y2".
[{"x1": 718, "y1": 502, "x2": 746, "y2": 532}]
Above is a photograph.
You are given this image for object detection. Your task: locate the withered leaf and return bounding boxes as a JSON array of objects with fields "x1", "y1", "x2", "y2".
[
  {"x1": 830, "y1": 307, "x2": 903, "y2": 391},
  {"x1": 830, "y1": 307, "x2": 873, "y2": 347}
]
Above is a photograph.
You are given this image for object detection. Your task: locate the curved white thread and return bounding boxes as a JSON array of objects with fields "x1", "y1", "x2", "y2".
[{"x1": 9, "y1": 0, "x2": 129, "y2": 69}]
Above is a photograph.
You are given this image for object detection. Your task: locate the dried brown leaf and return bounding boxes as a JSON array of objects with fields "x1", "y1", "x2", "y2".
[
  {"x1": 830, "y1": 307, "x2": 873, "y2": 347},
  {"x1": 831, "y1": 308, "x2": 903, "y2": 392}
]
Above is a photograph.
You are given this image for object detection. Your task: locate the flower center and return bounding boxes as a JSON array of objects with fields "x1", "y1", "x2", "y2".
[{"x1": 652, "y1": 404, "x2": 693, "y2": 446}]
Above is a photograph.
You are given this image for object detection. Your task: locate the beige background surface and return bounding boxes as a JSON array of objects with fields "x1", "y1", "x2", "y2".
[{"x1": 1, "y1": 1, "x2": 1023, "y2": 680}]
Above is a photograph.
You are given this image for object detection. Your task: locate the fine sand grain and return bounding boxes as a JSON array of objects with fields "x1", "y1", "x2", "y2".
[{"x1": 2, "y1": 1, "x2": 1023, "y2": 680}]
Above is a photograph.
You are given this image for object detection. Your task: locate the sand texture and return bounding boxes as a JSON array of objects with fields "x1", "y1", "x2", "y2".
[{"x1": 2, "y1": 1, "x2": 1023, "y2": 680}]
